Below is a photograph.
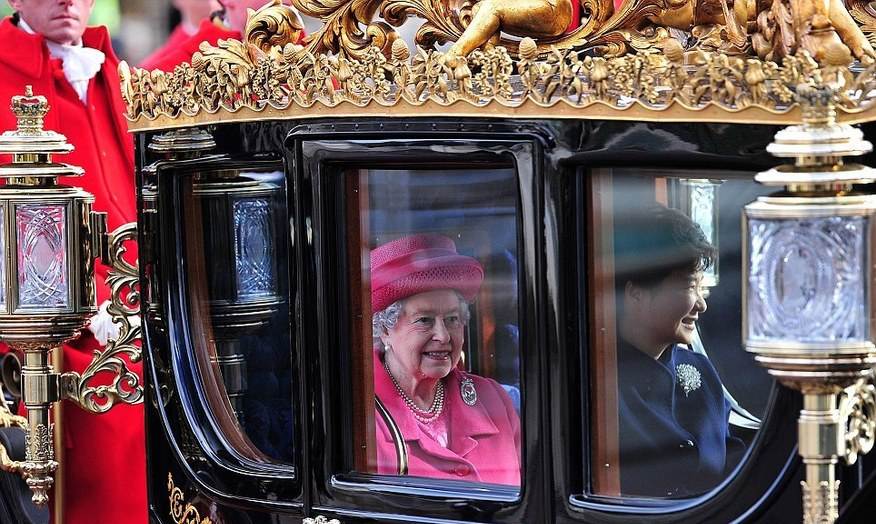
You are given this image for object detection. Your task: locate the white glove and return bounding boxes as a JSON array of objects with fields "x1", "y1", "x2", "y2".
[{"x1": 87, "y1": 300, "x2": 141, "y2": 346}]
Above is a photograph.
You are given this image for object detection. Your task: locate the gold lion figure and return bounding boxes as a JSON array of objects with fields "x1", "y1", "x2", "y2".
[
  {"x1": 448, "y1": 0, "x2": 573, "y2": 58},
  {"x1": 447, "y1": 0, "x2": 875, "y2": 64}
]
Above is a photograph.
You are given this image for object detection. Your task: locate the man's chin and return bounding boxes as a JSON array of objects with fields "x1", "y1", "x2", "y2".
[{"x1": 46, "y1": 30, "x2": 85, "y2": 46}]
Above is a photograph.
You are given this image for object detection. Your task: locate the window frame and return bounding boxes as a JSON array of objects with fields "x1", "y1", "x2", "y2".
[
  {"x1": 152, "y1": 154, "x2": 303, "y2": 508},
  {"x1": 288, "y1": 121, "x2": 550, "y2": 522},
  {"x1": 551, "y1": 165, "x2": 802, "y2": 523}
]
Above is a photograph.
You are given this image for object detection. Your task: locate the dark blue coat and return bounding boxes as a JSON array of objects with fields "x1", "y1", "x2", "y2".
[{"x1": 617, "y1": 339, "x2": 743, "y2": 498}]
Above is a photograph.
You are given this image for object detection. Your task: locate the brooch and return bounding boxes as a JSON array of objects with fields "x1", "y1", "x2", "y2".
[
  {"x1": 676, "y1": 363, "x2": 702, "y2": 397},
  {"x1": 460, "y1": 376, "x2": 478, "y2": 406}
]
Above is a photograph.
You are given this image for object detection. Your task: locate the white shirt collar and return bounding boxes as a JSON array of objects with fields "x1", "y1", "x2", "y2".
[{"x1": 17, "y1": 17, "x2": 105, "y2": 103}]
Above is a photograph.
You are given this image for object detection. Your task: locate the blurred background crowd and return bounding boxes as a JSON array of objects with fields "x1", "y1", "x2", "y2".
[
  {"x1": 0, "y1": 1, "x2": 416, "y2": 67},
  {"x1": 1, "y1": 0, "x2": 184, "y2": 64},
  {"x1": 0, "y1": 1, "x2": 230, "y2": 65}
]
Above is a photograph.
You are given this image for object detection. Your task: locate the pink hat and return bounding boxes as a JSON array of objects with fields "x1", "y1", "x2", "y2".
[{"x1": 371, "y1": 234, "x2": 484, "y2": 313}]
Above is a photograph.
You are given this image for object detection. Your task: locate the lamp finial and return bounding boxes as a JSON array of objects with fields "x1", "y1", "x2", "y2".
[{"x1": 10, "y1": 85, "x2": 50, "y2": 136}]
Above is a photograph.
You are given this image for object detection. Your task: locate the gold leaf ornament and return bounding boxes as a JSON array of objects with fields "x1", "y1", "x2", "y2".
[{"x1": 245, "y1": 0, "x2": 306, "y2": 54}]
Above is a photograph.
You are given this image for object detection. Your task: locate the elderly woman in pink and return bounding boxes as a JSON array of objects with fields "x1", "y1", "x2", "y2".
[{"x1": 370, "y1": 234, "x2": 521, "y2": 486}]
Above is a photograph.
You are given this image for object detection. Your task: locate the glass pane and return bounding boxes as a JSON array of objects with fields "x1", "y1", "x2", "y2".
[
  {"x1": 17, "y1": 203, "x2": 67, "y2": 309},
  {"x1": 233, "y1": 198, "x2": 275, "y2": 299},
  {"x1": 748, "y1": 215, "x2": 868, "y2": 343},
  {"x1": 586, "y1": 170, "x2": 773, "y2": 499},
  {"x1": 180, "y1": 168, "x2": 293, "y2": 463},
  {"x1": 349, "y1": 168, "x2": 522, "y2": 489}
]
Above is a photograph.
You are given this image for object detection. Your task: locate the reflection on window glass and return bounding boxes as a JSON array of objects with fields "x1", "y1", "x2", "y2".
[
  {"x1": 181, "y1": 168, "x2": 293, "y2": 463},
  {"x1": 348, "y1": 168, "x2": 522, "y2": 487},
  {"x1": 587, "y1": 171, "x2": 773, "y2": 499}
]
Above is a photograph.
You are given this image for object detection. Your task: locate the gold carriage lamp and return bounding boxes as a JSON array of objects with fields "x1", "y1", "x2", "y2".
[
  {"x1": 0, "y1": 86, "x2": 143, "y2": 506},
  {"x1": 744, "y1": 83, "x2": 876, "y2": 524}
]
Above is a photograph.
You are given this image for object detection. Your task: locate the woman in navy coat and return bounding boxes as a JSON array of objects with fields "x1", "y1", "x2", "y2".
[{"x1": 614, "y1": 206, "x2": 743, "y2": 498}]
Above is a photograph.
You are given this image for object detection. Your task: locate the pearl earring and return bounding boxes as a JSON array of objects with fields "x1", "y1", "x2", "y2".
[{"x1": 384, "y1": 343, "x2": 392, "y2": 353}]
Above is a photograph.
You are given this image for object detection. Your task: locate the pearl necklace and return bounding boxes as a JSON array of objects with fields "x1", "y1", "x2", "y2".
[{"x1": 383, "y1": 360, "x2": 445, "y2": 423}]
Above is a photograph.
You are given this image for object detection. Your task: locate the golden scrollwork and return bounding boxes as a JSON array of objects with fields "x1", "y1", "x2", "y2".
[
  {"x1": 168, "y1": 473, "x2": 214, "y2": 524},
  {"x1": 840, "y1": 377, "x2": 876, "y2": 465},
  {"x1": 0, "y1": 387, "x2": 26, "y2": 477},
  {"x1": 121, "y1": 28, "x2": 876, "y2": 131},
  {"x1": 281, "y1": 0, "x2": 876, "y2": 63},
  {"x1": 60, "y1": 223, "x2": 143, "y2": 413},
  {"x1": 0, "y1": 385, "x2": 26, "y2": 430},
  {"x1": 246, "y1": 0, "x2": 305, "y2": 54},
  {"x1": 849, "y1": 0, "x2": 876, "y2": 47},
  {"x1": 118, "y1": 0, "x2": 876, "y2": 129}
]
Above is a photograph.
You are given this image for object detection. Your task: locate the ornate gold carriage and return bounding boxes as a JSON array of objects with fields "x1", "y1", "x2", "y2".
[{"x1": 10, "y1": 0, "x2": 876, "y2": 522}]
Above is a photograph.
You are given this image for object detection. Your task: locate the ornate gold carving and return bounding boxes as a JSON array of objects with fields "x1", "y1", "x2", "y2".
[
  {"x1": 282, "y1": 0, "x2": 874, "y2": 63},
  {"x1": 246, "y1": 0, "x2": 305, "y2": 54},
  {"x1": 840, "y1": 377, "x2": 876, "y2": 465},
  {"x1": 117, "y1": 0, "x2": 876, "y2": 129},
  {"x1": 801, "y1": 479, "x2": 840, "y2": 524},
  {"x1": 22, "y1": 423, "x2": 57, "y2": 506},
  {"x1": 303, "y1": 516, "x2": 342, "y2": 524},
  {"x1": 0, "y1": 385, "x2": 26, "y2": 430},
  {"x1": 60, "y1": 223, "x2": 143, "y2": 413},
  {"x1": 0, "y1": 386, "x2": 25, "y2": 477},
  {"x1": 121, "y1": 32, "x2": 876, "y2": 131},
  {"x1": 168, "y1": 473, "x2": 214, "y2": 524},
  {"x1": 850, "y1": 0, "x2": 876, "y2": 48}
]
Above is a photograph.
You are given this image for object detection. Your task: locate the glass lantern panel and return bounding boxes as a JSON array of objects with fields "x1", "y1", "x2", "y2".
[
  {"x1": 16, "y1": 204, "x2": 68, "y2": 309},
  {"x1": 747, "y1": 215, "x2": 868, "y2": 343},
  {"x1": 233, "y1": 198, "x2": 274, "y2": 299}
]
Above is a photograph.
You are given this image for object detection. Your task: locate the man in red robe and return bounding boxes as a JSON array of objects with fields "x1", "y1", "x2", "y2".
[
  {"x1": 0, "y1": 1, "x2": 145, "y2": 523},
  {"x1": 140, "y1": 0, "x2": 220, "y2": 71},
  {"x1": 147, "y1": 0, "x2": 305, "y2": 72}
]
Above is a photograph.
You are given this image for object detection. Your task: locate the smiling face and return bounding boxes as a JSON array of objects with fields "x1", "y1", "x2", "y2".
[
  {"x1": 381, "y1": 289, "x2": 465, "y2": 382},
  {"x1": 9, "y1": 0, "x2": 94, "y2": 45},
  {"x1": 625, "y1": 269, "x2": 708, "y2": 351}
]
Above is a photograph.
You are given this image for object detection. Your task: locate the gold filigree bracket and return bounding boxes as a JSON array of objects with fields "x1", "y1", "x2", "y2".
[
  {"x1": 840, "y1": 375, "x2": 876, "y2": 465},
  {"x1": 0, "y1": 383, "x2": 27, "y2": 476},
  {"x1": 60, "y1": 223, "x2": 143, "y2": 413},
  {"x1": 168, "y1": 472, "x2": 214, "y2": 524}
]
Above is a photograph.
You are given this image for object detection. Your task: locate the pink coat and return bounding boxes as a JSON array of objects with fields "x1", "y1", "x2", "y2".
[{"x1": 374, "y1": 354, "x2": 521, "y2": 485}]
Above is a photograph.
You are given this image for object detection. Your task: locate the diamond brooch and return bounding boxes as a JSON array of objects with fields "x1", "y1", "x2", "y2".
[{"x1": 676, "y1": 363, "x2": 702, "y2": 397}]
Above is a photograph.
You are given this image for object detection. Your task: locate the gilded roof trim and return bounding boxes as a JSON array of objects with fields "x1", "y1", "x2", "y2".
[{"x1": 120, "y1": 0, "x2": 876, "y2": 131}]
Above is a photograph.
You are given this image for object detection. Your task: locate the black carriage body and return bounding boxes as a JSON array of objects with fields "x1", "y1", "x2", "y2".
[{"x1": 136, "y1": 118, "x2": 876, "y2": 524}]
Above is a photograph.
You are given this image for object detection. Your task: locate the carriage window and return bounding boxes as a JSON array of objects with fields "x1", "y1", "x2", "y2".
[
  {"x1": 586, "y1": 170, "x2": 773, "y2": 499},
  {"x1": 345, "y1": 168, "x2": 522, "y2": 489},
  {"x1": 180, "y1": 167, "x2": 294, "y2": 464}
]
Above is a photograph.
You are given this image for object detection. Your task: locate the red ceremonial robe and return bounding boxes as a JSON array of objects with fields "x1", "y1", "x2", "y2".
[
  {"x1": 139, "y1": 24, "x2": 194, "y2": 71},
  {"x1": 373, "y1": 351, "x2": 521, "y2": 485},
  {"x1": 0, "y1": 17, "x2": 146, "y2": 524},
  {"x1": 145, "y1": 17, "x2": 241, "y2": 72}
]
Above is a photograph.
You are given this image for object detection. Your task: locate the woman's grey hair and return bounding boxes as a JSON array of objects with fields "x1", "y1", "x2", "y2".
[{"x1": 372, "y1": 291, "x2": 471, "y2": 346}]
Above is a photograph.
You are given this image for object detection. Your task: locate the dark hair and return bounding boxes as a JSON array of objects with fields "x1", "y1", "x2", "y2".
[{"x1": 613, "y1": 205, "x2": 716, "y2": 290}]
